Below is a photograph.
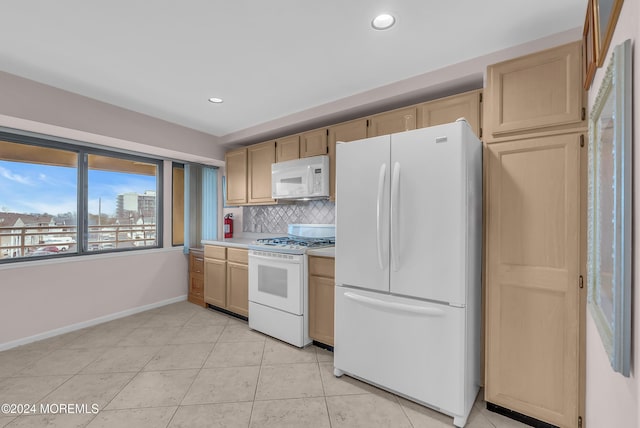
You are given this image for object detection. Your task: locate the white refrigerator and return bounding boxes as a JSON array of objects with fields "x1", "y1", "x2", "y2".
[{"x1": 334, "y1": 120, "x2": 481, "y2": 428}]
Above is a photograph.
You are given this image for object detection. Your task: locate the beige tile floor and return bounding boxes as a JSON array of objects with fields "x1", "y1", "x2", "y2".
[{"x1": 0, "y1": 301, "x2": 529, "y2": 428}]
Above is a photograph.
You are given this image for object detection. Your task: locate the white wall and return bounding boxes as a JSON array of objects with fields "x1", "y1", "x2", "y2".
[
  {"x1": 585, "y1": 1, "x2": 639, "y2": 427},
  {"x1": 0, "y1": 71, "x2": 225, "y2": 166},
  {"x1": 0, "y1": 248, "x2": 187, "y2": 348},
  {"x1": 0, "y1": 72, "x2": 225, "y2": 350}
]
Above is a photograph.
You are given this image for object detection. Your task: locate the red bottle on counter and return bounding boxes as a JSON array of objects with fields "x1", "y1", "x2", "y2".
[{"x1": 224, "y1": 214, "x2": 233, "y2": 238}]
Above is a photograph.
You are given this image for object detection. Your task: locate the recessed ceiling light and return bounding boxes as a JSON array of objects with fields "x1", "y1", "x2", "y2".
[
  {"x1": 208, "y1": 97, "x2": 223, "y2": 104},
  {"x1": 371, "y1": 13, "x2": 395, "y2": 30}
]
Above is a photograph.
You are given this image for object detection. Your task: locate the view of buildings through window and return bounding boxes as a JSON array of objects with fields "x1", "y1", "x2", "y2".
[{"x1": 0, "y1": 137, "x2": 160, "y2": 260}]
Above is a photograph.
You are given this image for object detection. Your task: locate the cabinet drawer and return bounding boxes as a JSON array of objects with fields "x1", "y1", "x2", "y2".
[
  {"x1": 227, "y1": 248, "x2": 248, "y2": 264},
  {"x1": 309, "y1": 256, "x2": 335, "y2": 278},
  {"x1": 205, "y1": 245, "x2": 226, "y2": 260},
  {"x1": 190, "y1": 255, "x2": 204, "y2": 273}
]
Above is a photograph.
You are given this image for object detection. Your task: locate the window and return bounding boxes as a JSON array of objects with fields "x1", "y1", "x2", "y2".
[
  {"x1": 172, "y1": 163, "x2": 185, "y2": 246},
  {"x1": 87, "y1": 153, "x2": 160, "y2": 251},
  {"x1": 0, "y1": 139, "x2": 78, "y2": 258},
  {"x1": 0, "y1": 132, "x2": 162, "y2": 262}
]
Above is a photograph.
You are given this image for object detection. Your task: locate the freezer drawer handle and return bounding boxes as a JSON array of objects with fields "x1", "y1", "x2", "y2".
[{"x1": 344, "y1": 292, "x2": 445, "y2": 316}]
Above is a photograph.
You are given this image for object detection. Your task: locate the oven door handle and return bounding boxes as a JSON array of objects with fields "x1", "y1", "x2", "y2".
[{"x1": 249, "y1": 253, "x2": 302, "y2": 264}]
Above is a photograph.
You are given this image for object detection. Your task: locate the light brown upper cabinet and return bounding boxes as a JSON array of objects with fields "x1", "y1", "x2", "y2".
[
  {"x1": 248, "y1": 141, "x2": 276, "y2": 204},
  {"x1": 367, "y1": 107, "x2": 417, "y2": 137},
  {"x1": 417, "y1": 90, "x2": 482, "y2": 138},
  {"x1": 224, "y1": 148, "x2": 247, "y2": 205},
  {"x1": 276, "y1": 135, "x2": 300, "y2": 162},
  {"x1": 300, "y1": 128, "x2": 328, "y2": 158},
  {"x1": 328, "y1": 118, "x2": 368, "y2": 201},
  {"x1": 484, "y1": 41, "x2": 584, "y2": 140}
]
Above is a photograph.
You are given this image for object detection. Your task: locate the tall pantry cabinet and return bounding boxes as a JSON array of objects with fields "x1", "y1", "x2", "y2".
[{"x1": 483, "y1": 41, "x2": 586, "y2": 428}]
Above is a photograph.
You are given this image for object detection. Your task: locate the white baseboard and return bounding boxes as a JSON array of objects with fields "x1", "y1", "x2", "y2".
[{"x1": 0, "y1": 295, "x2": 188, "y2": 351}]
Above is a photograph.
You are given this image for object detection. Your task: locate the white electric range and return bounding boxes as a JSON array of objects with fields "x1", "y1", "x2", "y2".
[{"x1": 248, "y1": 224, "x2": 335, "y2": 347}]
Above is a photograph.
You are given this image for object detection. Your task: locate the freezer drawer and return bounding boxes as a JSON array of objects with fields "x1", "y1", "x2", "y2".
[{"x1": 334, "y1": 286, "x2": 471, "y2": 419}]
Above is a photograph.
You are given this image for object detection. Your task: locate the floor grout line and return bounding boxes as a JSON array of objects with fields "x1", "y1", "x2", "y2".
[{"x1": 0, "y1": 302, "x2": 531, "y2": 428}]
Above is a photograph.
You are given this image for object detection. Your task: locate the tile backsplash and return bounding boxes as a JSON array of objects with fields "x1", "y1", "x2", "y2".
[{"x1": 243, "y1": 200, "x2": 335, "y2": 234}]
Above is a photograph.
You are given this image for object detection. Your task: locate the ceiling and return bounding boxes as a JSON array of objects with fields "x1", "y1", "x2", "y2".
[{"x1": 0, "y1": 1, "x2": 587, "y2": 146}]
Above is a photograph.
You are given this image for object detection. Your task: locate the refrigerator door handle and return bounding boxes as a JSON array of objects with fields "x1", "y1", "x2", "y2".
[
  {"x1": 391, "y1": 161, "x2": 401, "y2": 271},
  {"x1": 344, "y1": 292, "x2": 445, "y2": 316},
  {"x1": 376, "y1": 163, "x2": 387, "y2": 270}
]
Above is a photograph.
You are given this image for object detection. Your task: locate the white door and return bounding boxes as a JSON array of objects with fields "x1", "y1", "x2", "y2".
[
  {"x1": 334, "y1": 286, "x2": 466, "y2": 415},
  {"x1": 248, "y1": 252, "x2": 303, "y2": 315},
  {"x1": 390, "y1": 123, "x2": 472, "y2": 304},
  {"x1": 335, "y1": 135, "x2": 390, "y2": 292}
]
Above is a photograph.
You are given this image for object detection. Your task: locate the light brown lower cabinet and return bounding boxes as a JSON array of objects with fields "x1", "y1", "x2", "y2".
[
  {"x1": 204, "y1": 245, "x2": 249, "y2": 317},
  {"x1": 308, "y1": 255, "x2": 335, "y2": 346},
  {"x1": 484, "y1": 133, "x2": 584, "y2": 428},
  {"x1": 188, "y1": 248, "x2": 205, "y2": 307},
  {"x1": 226, "y1": 262, "x2": 248, "y2": 317}
]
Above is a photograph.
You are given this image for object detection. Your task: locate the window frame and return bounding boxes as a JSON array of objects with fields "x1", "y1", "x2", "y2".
[
  {"x1": 171, "y1": 162, "x2": 185, "y2": 247},
  {"x1": 0, "y1": 130, "x2": 163, "y2": 263}
]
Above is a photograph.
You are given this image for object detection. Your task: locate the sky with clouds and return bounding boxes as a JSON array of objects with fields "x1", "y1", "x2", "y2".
[{"x1": 0, "y1": 160, "x2": 156, "y2": 216}]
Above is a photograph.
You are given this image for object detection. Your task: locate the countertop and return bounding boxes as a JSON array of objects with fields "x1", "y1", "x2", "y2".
[
  {"x1": 201, "y1": 233, "x2": 280, "y2": 249},
  {"x1": 202, "y1": 233, "x2": 336, "y2": 257},
  {"x1": 307, "y1": 247, "x2": 335, "y2": 258}
]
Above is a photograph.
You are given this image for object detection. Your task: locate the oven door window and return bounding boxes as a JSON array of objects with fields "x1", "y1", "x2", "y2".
[{"x1": 258, "y1": 265, "x2": 288, "y2": 298}]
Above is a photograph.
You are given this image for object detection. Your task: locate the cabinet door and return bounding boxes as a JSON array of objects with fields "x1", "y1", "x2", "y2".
[
  {"x1": 328, "y1": 119, "x2": 368, "y2": 201},
  {"x1": 367, "y1": 107, "x2": 416, "y2": 137},
  {"x1": 417, "y1": 90, "x2": 482, "y2": 138},
  {"x1": 309, "y1": 275, "x2": 335, "y2": 346},
  {"x1": 276, "y1": 135, "x2": 300, "y2": 162},
  {"x1": 188, "y1": 274, "x2": 205, "y2": 307},
  {"x1": 248, "y1": 141, "x2": 276, "y2": 204},
  {"x1": 204, "y1": 258, "x2": 226, "y2": 308},
  {"x1": 225, "y1": 148, "x2": 247, "y2": 205},
  {"x1": 485, "y1": 41, "x2": 583, "y2": 138},
  {"x1": 301, "y1": 129, "x2": 328, "y2": 158},
  {"x1": 485, "y1": 133, "x2": 582, "y2": 427},
  {"x1": 226, "y1": 261, "x2": 249, "y2": 317}
]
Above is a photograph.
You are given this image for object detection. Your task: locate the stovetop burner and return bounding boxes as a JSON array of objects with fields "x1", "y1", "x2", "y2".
[
  {"x1": 255, "y1": 236, "x2": 335, "y2": 248},
  {"x1": 249, "y1": 224, "x2": 335, "y2": 255}
]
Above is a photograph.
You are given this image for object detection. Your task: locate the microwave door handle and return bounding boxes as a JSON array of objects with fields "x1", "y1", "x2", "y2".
[
  {"x1": 307, "y1": 165, "x2": 313, "y2": 194},
  {"x1": 376, "y1": 163, "x2": 387, "y2": 270}
]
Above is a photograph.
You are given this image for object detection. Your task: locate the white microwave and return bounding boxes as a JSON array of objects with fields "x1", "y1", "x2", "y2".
[{"x1": 271, "y1": 155, "x2": 330, "y2": 200}]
